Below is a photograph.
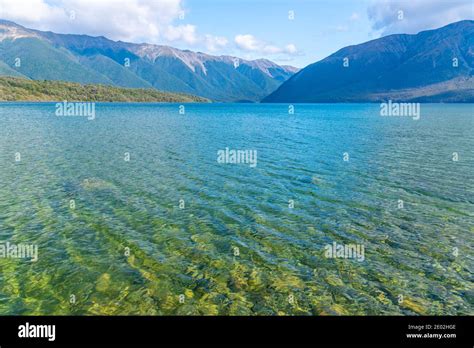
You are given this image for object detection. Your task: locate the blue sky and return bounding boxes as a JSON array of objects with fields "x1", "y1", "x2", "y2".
[
  {"x1": 178, "y1": 0, "x2": 367, "y2": 66},
  {"x1": 182, "y1": 0, "x2": 375, "y2": 66},
  {"x1": 0, "y1": 0, "x2": 473, "y2": 67}
]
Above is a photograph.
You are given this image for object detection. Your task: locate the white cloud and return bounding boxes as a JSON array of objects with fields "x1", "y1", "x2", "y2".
[
  {"x1": 0, "y1": 0, "x2": 184, "y2": 42},
  {"x1": 235, "y1": 34, "x2": 260, "y2": 51},
  {"x1": 204, "y1": 35, "x2": 228, "y2": 52},
  {"x1": 0, "y1": 0, "x2": 229, "y2": 50},
  {"x1": 234, "y1": 34, "x2": 298, "y2": 56},
  {"x1": 164, "y1": 24, "x2": 199, "y2": 45},
  {"x1": 285, "y1": 44, "x2": 298, "y2": 54},
  {"x1": 0, "y1": 0, "x2": 64, "y2": 23},
  {"x1": 368, "y1": 0, "x2": 474, "y2": 35}
]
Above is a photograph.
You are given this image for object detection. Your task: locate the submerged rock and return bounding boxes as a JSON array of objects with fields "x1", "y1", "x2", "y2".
[
  {"x1": 96, "y1": 273, "x2": 111, "y2": 292},
  {"x1": 81, "y1": 178, "x2": 117, "y2": 191}
]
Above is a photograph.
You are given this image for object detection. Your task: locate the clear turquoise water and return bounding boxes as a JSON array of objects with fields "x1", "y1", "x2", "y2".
[{"x1": 0, "y1": 102, "x2": 472, "y2": 315}]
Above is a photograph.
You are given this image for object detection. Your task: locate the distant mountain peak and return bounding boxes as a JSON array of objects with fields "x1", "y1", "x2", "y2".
[{"x1": 132, "y1": 44, "x2": 210, "y2": 74}]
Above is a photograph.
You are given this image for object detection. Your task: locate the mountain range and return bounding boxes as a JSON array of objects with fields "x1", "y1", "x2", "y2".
[
  {"x1": 0, "y1": 19, "x2": 297, "y2": 102},
  {"x1": 1, "y1": 19, "x2": 473, "y2": 103},
  {"x1": 264, "y1": 20, "x2": 474, "y2": 103}
]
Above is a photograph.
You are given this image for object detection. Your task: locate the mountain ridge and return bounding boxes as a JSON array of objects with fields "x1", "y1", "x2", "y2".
[
  {"x1": 263, "y1": 20, "x2": 474, "y2": 103},
  {"x1": 0, "y1": 19, "x2": 298, "y2": 102}
]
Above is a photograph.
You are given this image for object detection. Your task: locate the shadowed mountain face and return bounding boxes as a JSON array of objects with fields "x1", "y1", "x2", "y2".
[
  {"x1": 0, "y1": 20, "x2": 297, "y2": 102},
  {"x1": 263, "y1": 20, "x2": 474, "y2": 103}
]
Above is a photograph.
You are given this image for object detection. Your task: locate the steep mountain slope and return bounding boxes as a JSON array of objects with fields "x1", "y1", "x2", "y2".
[
  {"x1": 263, "y1": 20, "x2": 474, "y2": 103},
  {"x1": 0, "y1": 20, "x2": 297, "y2": 101},
  {"x1": 0, "y1": 60, "x2": 25, "y2": 77},
  {"x1": 78, "y1": 54, "x2": 153, "y2": 88},
  {"x1": 0, "y1": 37, "x2": 112, "y2": 84}
]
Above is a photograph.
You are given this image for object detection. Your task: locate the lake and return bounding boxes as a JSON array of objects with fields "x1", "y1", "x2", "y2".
[{"x1": 0, "y1": 102, "x2": 472, "y2": 315}]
